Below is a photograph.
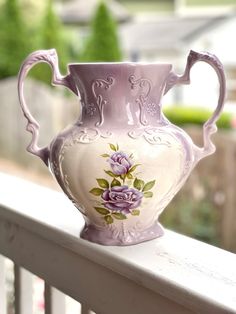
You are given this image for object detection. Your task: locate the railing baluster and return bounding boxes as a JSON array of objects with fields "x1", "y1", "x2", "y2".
[
  {"x1": 14, "y1": 264, "x2": 33, "y2": 314},
  {"x1": 44, "y1": 283, "x2": 66, "y2": 314},
  {"x1": 0, "y1": 255, "x2": 7, "y2": 314},
  {"x1": 81, "y1": 303, "x2": 93, "y2": 314}
]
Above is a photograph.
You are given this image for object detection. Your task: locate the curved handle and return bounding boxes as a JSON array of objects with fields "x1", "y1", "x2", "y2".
[
  {"x1": 18, "y1": 49, "x2": 75, "y2": 166},
  {"x1": 164, "y1": 50, "x2": 226, "y2": 162}
]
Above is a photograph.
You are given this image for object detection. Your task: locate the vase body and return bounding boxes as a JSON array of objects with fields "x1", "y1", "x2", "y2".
[{"x1": 18, "y1": 49, "x2": 226, "y2": 245}]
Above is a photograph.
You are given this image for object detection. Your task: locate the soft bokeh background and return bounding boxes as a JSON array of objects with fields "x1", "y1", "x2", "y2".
[{"x1": 0, "y1": 1, "x2": 236, "y2": 312}]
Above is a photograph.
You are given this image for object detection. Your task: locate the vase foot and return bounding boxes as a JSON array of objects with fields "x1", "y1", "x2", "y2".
[{"x1": 80, "y1": 222, "x2": 164, "y2": 246}]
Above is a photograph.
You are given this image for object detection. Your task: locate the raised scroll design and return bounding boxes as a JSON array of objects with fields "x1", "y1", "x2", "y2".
[
  {"x1": 128, "y1": 127, "x2": 172, "y2": 147},
  {"x1": 52, "y1": 127, "x2": 113, "y2": 215},
  {"x1": 63, "y1": 128, "x2": 113, "y2": 148},
  {"x1": 88, "y1": 76, "x2": 114, "y2": 126},
  {"x1": 129, "y1": 75, "x2": 158, "y2": 125}
]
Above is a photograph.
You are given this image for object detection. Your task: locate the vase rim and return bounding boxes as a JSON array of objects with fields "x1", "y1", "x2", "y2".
[{"x1": 68, "y1": 62, "x2": 172, "y2": 67}]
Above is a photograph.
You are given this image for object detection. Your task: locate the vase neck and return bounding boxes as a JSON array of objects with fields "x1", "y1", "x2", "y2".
[{"x1": 69, "y1": 63, "x2": 172, "y2": 128}]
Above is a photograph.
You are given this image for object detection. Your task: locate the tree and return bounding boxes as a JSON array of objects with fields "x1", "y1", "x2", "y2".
[
  {"x1": 81, "y1": 2, "x2": 122, "y2": 62},
  {"x1": 0, "y1": 0, "x2": 31, "y2": 78},
  {"x1": 31, "y1": 0, "x2": 69, "y2": 84}
]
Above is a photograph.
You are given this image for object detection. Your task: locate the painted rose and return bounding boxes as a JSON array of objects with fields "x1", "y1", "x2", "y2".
[
  {"x1": 108, "y1": 152, "x2": 132, "y2": 175},
  {"x1": 102, "y1": 185, "x2": 143, "y2": 214}
]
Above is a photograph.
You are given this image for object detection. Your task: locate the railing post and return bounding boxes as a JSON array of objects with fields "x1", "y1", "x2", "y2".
[
  {"x1": 44, "y1": 283, "x2": 66, "y2": 314},
  {"x1": 14, "y1": 264, "x2": 33, "y2": 314},
  {"x1": 81, "y1": 304, "x2": 93, "y2": 314},
  {"x1": 0, "y1": 255, "x2": 7, "y2": 314}
]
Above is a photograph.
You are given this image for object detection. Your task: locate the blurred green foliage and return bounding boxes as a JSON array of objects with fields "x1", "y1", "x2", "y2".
[
  {"x1": 160, "y1": 182, "x2": 220, "y2": 246},
  {"x1": 80, "y1": 2, "x2": 122, "y2": 62},
  {"x1": 0, "y1": 0, "x2": 122, "y2": 84},
  {"x1": 0, "y1": 0, "x2": 69, "y2": 84},
  {"x1": 164, "y1": 106, "x2": 233, "y2": 129},
  {"x1": 0, "y1": 0, "x2": 31, "y2": 78},
  {"x1": 29, "y1": 0, "x2": 69, "y2": 84}
]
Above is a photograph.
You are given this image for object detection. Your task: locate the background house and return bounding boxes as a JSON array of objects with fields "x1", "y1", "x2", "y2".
[{"x1": 57, "y1": 0, "x2": 236, "y2": 109}]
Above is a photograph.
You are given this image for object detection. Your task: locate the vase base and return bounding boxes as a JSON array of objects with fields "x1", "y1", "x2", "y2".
[{"x1": 80, "y1": 222, "x2": 164, "y2": 246}]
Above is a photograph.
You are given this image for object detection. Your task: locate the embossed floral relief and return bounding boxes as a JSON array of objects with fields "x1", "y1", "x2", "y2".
[
  {"x1": 89, "y1": 143, "x2": 156, "y2": 224},
  {"x1": 87, "y1": 76, "x2": 114, "y2": 126},
  {"x1": 129, "y1": 75, "x2": 159, "y2": 125}
]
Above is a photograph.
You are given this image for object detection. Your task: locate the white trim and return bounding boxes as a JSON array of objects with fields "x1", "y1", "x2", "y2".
[{"x1": 0, "y1": 172, "x2": 235, "y2": 313}]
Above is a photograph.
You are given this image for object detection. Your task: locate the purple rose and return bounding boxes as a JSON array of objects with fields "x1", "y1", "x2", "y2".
[
  {"x1": 108, "y1": 152, "x2": 132, "y2": 175},
  {"x1": 102, "y1": 185, "x2": 143, "y2": 214}
]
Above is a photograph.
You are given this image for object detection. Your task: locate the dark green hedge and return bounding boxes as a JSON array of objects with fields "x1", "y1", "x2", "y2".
[
  {"x1": 163, "y1": 106, "x2": 233, "y2": 129},
  {"x1": 80, "y1": 2, "x2": 122, "y2": 62}
]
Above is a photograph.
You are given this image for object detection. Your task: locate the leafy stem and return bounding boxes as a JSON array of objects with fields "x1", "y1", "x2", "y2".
[{"x1": 120, "y1": 174, "x2": 126, "y2": 184}]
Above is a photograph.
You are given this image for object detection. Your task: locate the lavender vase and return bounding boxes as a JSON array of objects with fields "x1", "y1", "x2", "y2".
[{"x1": 18, "y1": 49, "x2": 226, "y2": 246}]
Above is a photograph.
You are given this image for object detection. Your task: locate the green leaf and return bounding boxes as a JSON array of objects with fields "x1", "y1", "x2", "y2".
[
  {"x1": 120, "y1": 174, "x2": 126, "y2": 180},
  {"x1": 144, "y1": 191, "x2": 153, "y2": 198},
  {"x1": 127, "y1": 173, "x2": 133, "y2": 179},
  {"x1": 96, "y1": 178, "x2": 109, "y2": 189},
  {"x1": 129, "y1": 153, "x2": 134, "y2": 159},
  {"x1": 129, "y1": 164, "x2": 141, "y2": 173},
  {"x1": 101, "y1": 153, "x2": 110, "y2": 158},
  {"x1": 142, "y1": 180, "x2": 156, "y2": 192},
  {"x1": 89, "y1": 188, "x2": 104, "y2": 196},
  {"x1": 95, "y1": 207, "x2": 110, "y2": 215},
  {"x1": 131, "y1": 209, "x2": 140, "y2": 216},
  {"x1": 109, "y1": 143, "x2": 117, "y2": 151},
  {"x1": 111, "y1": 178, "x2": 121, "y2": 187},
  {"x1": 112, "y1": 213, "x2": 127, "y2": 220},
  {"x1": 104, "y1": 170, "x2": 117, "y2": 178},
  {"x1": 116, "y1": 144, "x2": 119, "y2": 151},
  {"x1": 133, "y1": 178, "x2": 145, "y2": 191},
  {"x1": 104, "y1": 215, "x2": 114, "y2": 224}
]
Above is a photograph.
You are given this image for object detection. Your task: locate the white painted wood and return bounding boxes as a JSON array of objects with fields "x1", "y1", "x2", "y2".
[
  {"x1": 44, "y1": 283, "x2": 66, "y2": 314},
  {"x1": 0, "y1": 172, "x2": 235, "y2": 313},
  {"x1": 14, "y1": 264, "x2": 33, "y2": 314},
  {"x1": 66, "y1": 295, "x2": 82, "y2": 313},
  {"x1": 0, "y1": 254, "x2": 7, "y2": 314}
]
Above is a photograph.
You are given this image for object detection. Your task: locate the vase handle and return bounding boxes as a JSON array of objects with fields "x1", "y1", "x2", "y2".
[
  {"x1": 164, "y1": 50, "x2": 226, "y2": 161},
  {"x1": 18, "y1": 49, "x2": 76, "y2": 166}
]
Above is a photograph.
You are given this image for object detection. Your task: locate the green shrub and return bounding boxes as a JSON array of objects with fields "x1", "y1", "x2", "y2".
[
  {"x1": 160, "y1": 195, "x2": 220, "y2": 246},
  {"x1": 163, "y1": 106, "x2": 232, "y2": 129},
  {"x1": 80, "y1": 2, "x2": 122, "y2": 62},
  {"x1": 0, "y1": 0, "x2": 32, "y2": 78},
  {"x1": 30, "y1": 0, "x2": 69, "y2": 85}
]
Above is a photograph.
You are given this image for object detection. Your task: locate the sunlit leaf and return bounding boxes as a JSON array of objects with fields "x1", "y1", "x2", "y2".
[
  {"x1": 104, "y1": 170, "x2": 117, "y2": 177},
  {"x1": 127, "y1": 173, "x2": 133, "y2": 179},
  {"x1": 131, "y1": 209, "x2": 140, "y2": 216},
  {"x1": 105, "y1": 215, "x2": 114, "y2": 224},
  {"x1": 112, "y1": 213, "x2": 127, "y2": 220},
  {"x1": 109, "y1": 143, "x2": 117, "y2": 151},
  {"x1": 144, "y1": 191, "x2": 153, "y2": 198},
  {"x1": 111, "y1": 178, "x2": 121, "y2": 187},
  {"x1": 89, "y1": 188, "x2": 104, "y2": 196},
  {"x1": 96, "y1": 178, "x2": 109, "y2": 189},
  {"x1": 133, "y1": 178, "x2": 144, "y2": 191},
  {"x1": 129, "y1": 164, "x2": 141, "y2": 173},
  {"x1": 142, "y1": 180, "x2": 156, "y2": 192},
  {"x1": 95, "y1": 207, "x2": 110, "y2": 215}
]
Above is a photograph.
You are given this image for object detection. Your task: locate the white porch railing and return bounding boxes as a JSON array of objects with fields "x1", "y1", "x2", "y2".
[{"x1": 0, "y1": 172, "x2": 236, "y2": 314}]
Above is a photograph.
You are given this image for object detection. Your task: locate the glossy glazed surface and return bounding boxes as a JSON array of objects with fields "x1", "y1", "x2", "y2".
[{"x1": 18, "y1": 49, "x2": 226, "y2": 245}]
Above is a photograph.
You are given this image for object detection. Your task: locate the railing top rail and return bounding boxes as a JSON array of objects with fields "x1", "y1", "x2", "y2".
[{"x1": 0, "y1": 172, "x2": 236, "y2": 314}]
